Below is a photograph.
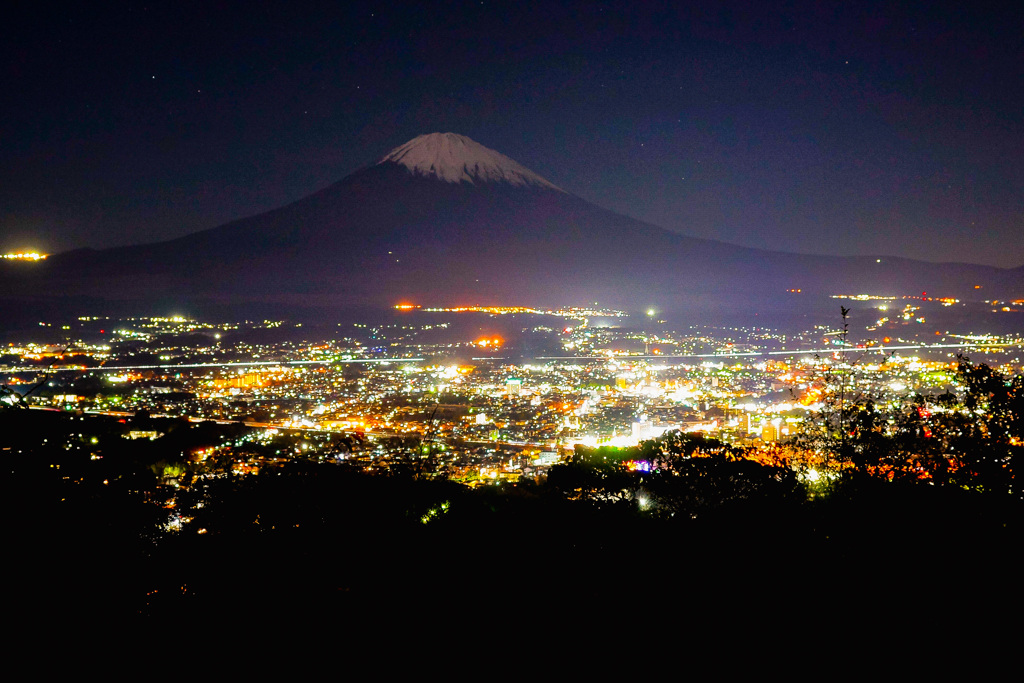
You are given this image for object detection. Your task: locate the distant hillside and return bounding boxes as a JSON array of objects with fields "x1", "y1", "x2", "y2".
[{"x1": 3, "y1": 133, "x2": 1020, "y2": 319}]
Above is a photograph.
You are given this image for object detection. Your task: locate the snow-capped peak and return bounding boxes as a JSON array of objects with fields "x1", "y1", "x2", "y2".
[{"x1": 378, "y1": 132, "x2": 563, "y2": 191}]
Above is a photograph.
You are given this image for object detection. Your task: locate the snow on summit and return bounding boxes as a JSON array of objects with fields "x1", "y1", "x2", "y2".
[{"x1": 379, "y1": 133, "x2": 563, "y2": 191}]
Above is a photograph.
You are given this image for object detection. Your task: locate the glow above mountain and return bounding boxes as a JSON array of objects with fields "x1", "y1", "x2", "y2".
[{"x1": 379, "y1": 132, "x2": 563, "y2": 191}]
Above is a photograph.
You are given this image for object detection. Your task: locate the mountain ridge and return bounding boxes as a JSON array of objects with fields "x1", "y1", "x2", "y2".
[{"x1": 2, "y1": 133, "x2": 1020, "y2": 317}]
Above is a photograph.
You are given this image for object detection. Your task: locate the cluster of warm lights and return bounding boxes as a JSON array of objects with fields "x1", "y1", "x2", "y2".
[
  {"x1": 426, "y1": 305, "x2": 543, "y2": 315},
  {"x1": 475, "y1": 337, "x2": 503, "y2": 347},
  {"x1": 836, "y1": 292, "x2": 965, "y2": 304},
  {"x1": 799, "y1": 387, "x2": 823, "y2": 406},
  {"x1": 401, "y1": 303, "x2": 628, "y2": 318},
  {"x1": 2, "y1": 252, "x2": 47, "y2": 261}
]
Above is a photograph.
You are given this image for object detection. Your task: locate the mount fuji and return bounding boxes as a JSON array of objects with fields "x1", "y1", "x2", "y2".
[{"x1": 3, "y1": 132, "x2": 1020, "y2": 318}]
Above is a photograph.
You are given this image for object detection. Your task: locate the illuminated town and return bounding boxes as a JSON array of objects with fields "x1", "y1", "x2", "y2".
[
  {"x1": 6, "y1": 300, "x2": 1020, "y2": 491},
  {"x1": 2, "y1": 251, "x2": 48, "y2": 261}
]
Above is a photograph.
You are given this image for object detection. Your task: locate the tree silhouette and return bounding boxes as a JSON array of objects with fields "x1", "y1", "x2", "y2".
[{"x1": 806, "y1": 351, "x2": 1022, "y2": 496}]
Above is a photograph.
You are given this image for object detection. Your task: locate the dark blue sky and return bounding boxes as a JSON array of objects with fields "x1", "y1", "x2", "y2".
[{"x1": 2, "y1": 1, "x2": 1021, "y2": 266}]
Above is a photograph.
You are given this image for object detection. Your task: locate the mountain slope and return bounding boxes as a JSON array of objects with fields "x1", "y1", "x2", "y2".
[{"x1": 3, "y1": 133, "x2": 1020, "y2": 315}]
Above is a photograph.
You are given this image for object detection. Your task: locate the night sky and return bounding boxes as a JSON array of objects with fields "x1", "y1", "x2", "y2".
[{"x1": 2, "y1": 1, "x2": 1021, "y2": 267}]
